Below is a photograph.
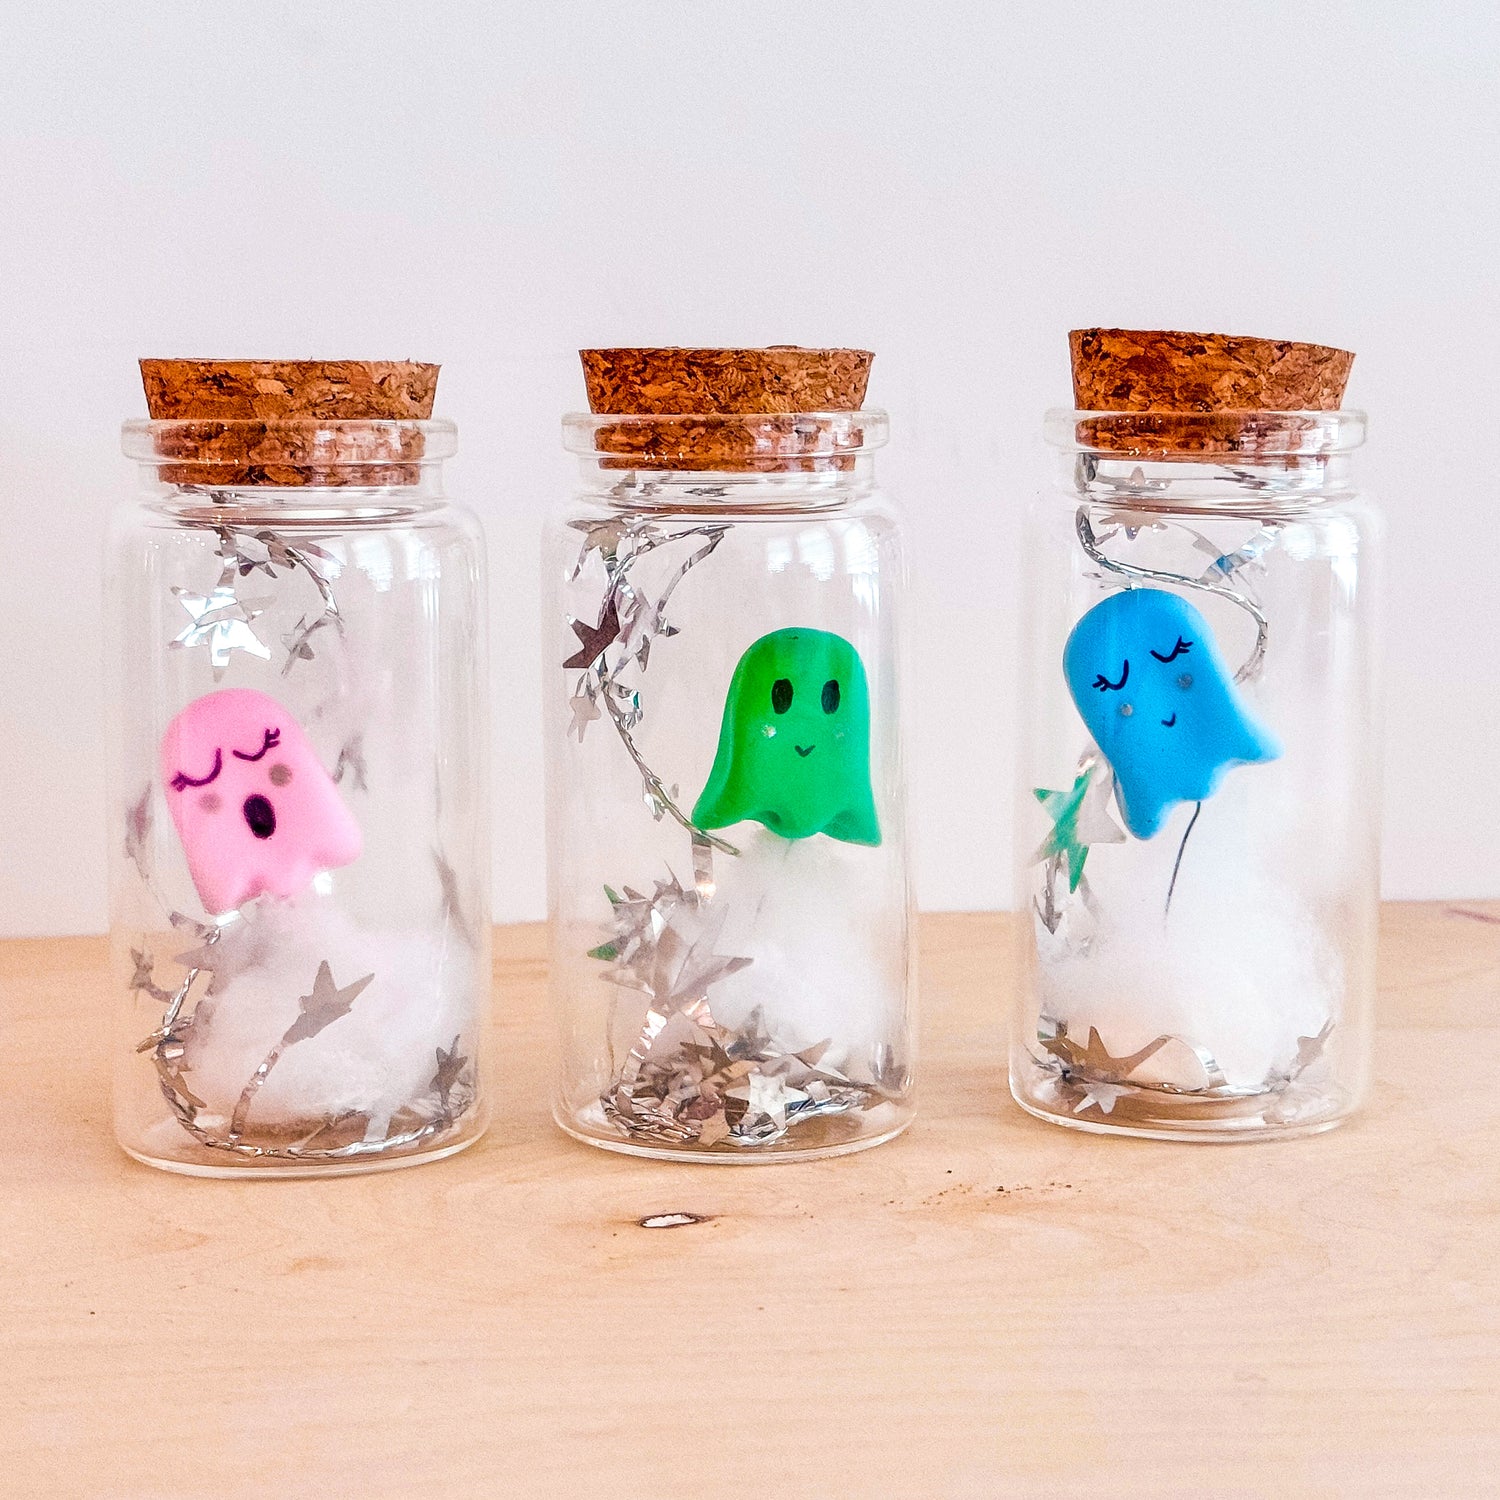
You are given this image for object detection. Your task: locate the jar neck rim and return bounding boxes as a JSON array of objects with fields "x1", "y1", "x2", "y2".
[
  {"x1": 570, "y1": 455, "x2": 879, "y2": 510},
  {"x1": 1044, "y1": 408, "x2": 1365, "y2": 460},
  {"x1": 121, "y1": 417, "x2": 456, "y2": 486},
  {"x1": 562, "y1": 409, "x2": 887, "y2": 473},
  {"x1": 123, "y1": 415, "x2": 456, "y2": 446}
]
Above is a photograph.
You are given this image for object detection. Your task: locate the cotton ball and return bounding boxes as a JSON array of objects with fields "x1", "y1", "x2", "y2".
[
  {"x1": 1039, "y1": 802, "x2": 1338, "y2": 1090},
  {"x1": 707, "y1": 828, "x2": 906, "y2": 1070},
  {"x1": 181, "y1": 899, "x2": 477, "y2": 1137}
]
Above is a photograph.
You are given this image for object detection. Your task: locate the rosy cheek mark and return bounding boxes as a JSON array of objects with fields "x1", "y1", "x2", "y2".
[
  {"x1": 199, "y1": 792, "x2": 222, "y2": 813},
  {"x1": 268, "y1": 763, "x2": 293, "y2": 787}
]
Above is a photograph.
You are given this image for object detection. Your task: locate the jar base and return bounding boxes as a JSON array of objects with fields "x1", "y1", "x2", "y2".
[
  {"x1": 117, "y1": 1116, "x2": 488, "y2": 1178},
  {"x1": 554, "y1": 1098, "x2": 913, "y2": 1164},
  {"x1": 1009, "y1": 1071, "x2": 1353, "y2": 1143}
]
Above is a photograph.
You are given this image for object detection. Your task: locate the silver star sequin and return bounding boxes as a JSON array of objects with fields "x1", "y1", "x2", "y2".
[
  {"x1": 567, "y1": 688, "x2": 602, "y2": 742},
  {"x1": 171, "y1": 912, "x2": 259, "y2": 995},
  {"x1": 281, "y1": 961, "x2": 374, "y2": 1046},
  {"x1": 1073, "y1": 1080, "x2": 1129, "y2": 1115},
  {"x1": 217, "y1": 532, "x2": 280, "y2": 579},
  {"x1": 333, "y1": 733, "x2": 368, "y2": 791},
  {"x1": 127, "y1": 947, "x2": 173, "y2": 1004},
  {"x1": 281, "y1": 613, "x2": 334, "y2": 674},
  {"x1": 430, "y1": 1038, "x2": 468, "y2": 1104},
  {"x1": 568, "y1": 516, "x2": 630, "y2": 578},
  {"x1": 170, "y1": 578, "x2": 273, "y2": 680},
  {"x1": 598, "y1": 872, "x2": 752, "y2": 1007},
  {"x1": 435, "y1": 851, "x2": 481, "y2": 948},
  {"x1": 123, "y1": 787, "x2": 153, "y2": 881}
]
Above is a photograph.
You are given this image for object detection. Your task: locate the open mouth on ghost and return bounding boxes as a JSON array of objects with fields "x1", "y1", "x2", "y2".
[
  {"x1": 794, "y1": 744, "x2": 815, "y2": 758},
  {"x1": 243, "y1": 793, "x2": 277, "y2": 839},
  {"x1": 1160, "y1": 713, "x2": 1177, "y2": 728}
]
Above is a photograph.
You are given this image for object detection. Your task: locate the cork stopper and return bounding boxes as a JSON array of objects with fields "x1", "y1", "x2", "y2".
[
  {"x1": 578, "y1": 346, "x2": 874, "y2": 472},
  {"x1": 1068, "y1": 329, "x2": 1355, "y2": 456},
  {"x1": 138, "y1": 359, "x2": 441, "y2": 485}
]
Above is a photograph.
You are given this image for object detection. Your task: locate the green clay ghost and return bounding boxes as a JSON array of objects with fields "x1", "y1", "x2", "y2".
[{"x1": 693, "y1": 628, "x2": 881, "y2": 846}]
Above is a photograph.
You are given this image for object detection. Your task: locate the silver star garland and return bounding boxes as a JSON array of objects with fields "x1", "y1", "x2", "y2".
[
  {"x1": 170, "y1": 911, "x2": 260, "y2": 996},
  {"x1": 127, "y1": 947, "x2": 173, "y2": 1005},
  {"x1": 281, "y1": 613, "x2": 335, "y2": 675},
  {"x1": 163, "y1": 501, "x2": 348, "y2": 681},
  {"x1": 229, "y1": 961, "x2": 374, "y2": 1139},
  {"x1": 1075, "y1": 509, "x2": 1276, "y2": 686},
  {"x1": 200, "y1": 504, "x2": 346, "y2": 672},
  {"x1": 135, "y1": 914, "x2": 475, "y2": 1161},
  {"x1": 1035, "y1": 1014, "x2": 1335, "y2": 1119},
  {"x1": 603, "y1": 990, "x2": 883, "y2": 1149},
  {"x1": 591, "y1": 870, "x2": 886, "y2": 1148},
  {"x1": 565, "y1": 516, "x2": 737, "y2": 856},
  {"x1": 235, "y1": 528, "x2": 345, "y2": 675}
]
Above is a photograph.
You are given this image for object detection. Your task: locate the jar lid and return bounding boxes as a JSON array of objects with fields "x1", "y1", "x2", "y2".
[
  {"x1": 576, "y1": 346, "x2": 875, "y2": 472},
  {"x1": 581, "y1": 346, "x2": 872, "y2": 414},
  {"x1": 135, "y1": 359, "x2": 442, "y2": 485},
  {"x1": 1066, "y1": 329, "x2": 1356, "y2": 457}
]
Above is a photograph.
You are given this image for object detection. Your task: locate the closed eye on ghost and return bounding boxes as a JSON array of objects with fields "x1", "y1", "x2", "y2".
[
  {"x1": 170, "y1": 747, "x2": 223, "y2": 791},
  {"x1": 233, "y1": 726, "x2": 282, "y2": 762},
  {"x1": 1150, "y1": 638, "x2": 1192, "y2": 663}
]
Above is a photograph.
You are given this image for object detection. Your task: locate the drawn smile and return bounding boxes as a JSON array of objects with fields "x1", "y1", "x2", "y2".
[
  {"x1": 794, "y1": 744, "x2": 815, "y2": 758},
  {"x1": 1160, "y1": 713, "x2": 1177, "y2": 728}
]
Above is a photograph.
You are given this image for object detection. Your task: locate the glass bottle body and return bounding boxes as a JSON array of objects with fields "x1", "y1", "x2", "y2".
[
  {"x1": 545, "y1": 425, "x2": 914, "y2": 1162},
  {"x1": 1012, "y1": 413, "x2": 1380, "y2": 1140},
  {"x1": 108, "y1": 423, "x2": 490, "y2": 1176}
]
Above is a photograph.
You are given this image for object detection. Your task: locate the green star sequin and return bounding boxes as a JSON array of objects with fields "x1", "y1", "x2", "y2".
[{"x1": 1033, "y1": 764, "x2": 1125, "y2": 891}]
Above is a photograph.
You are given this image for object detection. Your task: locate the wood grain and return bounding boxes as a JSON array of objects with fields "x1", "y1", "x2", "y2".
[{"x1": 1, "y1": 906, "x2": 1496, "y2": 1498}]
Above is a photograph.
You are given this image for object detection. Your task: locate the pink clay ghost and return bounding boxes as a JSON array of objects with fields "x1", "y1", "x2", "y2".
[{"x1": 160, "y1": 688, "x2": 362, "y2": 914}]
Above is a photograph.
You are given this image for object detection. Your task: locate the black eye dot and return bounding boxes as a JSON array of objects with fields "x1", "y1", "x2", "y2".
[
  {"x1": 771, "y1": 678, "x2": 793, "y2": 714},
  {"x1": 821, "y1": 679, "x2": 840, "y2": 714}
]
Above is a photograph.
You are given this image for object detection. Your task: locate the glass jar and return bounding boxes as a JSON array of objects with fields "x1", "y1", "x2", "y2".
[
  {"x1": 545, "y1": 389, "x2": 914, "y2": 1161},
  {"x1": 108, "y1": 365, "x2": 490, "y2": 1176},
  {"x1": 1012, "y1": 407, "x2": 1380, "y2": 1139}
]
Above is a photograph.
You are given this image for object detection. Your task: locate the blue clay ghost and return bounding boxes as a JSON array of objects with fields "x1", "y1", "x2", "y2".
[{"x1": 1063, "y1": 588, "x2": 1280, "y2": 839}]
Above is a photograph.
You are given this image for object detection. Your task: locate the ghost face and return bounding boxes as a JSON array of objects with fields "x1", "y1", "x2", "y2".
[
  {"x1": 692, "y1": 628, "x2": 880, "y2": 845},
  {"x1": 160, "y1": 688, "x2": 362, "y2": 914},
  {"x1": 1063, "y1": 588, "x2": 1280, "y2": 839}
]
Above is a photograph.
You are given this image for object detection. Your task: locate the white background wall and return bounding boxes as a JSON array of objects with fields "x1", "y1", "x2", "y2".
[{"x1": 1, "y1": 0, "x2": 1497, "y2": 937}]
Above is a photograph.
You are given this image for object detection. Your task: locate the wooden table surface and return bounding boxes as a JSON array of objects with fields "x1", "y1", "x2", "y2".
[{"x1": 2, "y1": 904, "x2": 1496, "y2": 1498}]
